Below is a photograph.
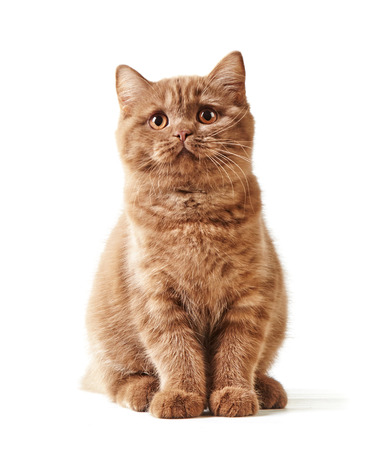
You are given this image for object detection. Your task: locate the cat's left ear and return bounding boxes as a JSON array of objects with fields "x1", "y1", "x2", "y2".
[
  {"x1": 207, "y1": 51, "x2": 246, "y2": 104},
  {"x1": 116, "y1": 65, "x2": 151, "y2": 114}
]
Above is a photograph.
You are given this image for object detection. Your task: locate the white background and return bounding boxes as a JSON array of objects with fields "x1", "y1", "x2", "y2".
[{"x1": 1, "y1": 0, "x2": 368, "y2": 449}]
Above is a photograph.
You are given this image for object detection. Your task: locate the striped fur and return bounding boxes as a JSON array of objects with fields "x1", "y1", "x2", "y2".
[{"x1": 83, "y1": 52, "x2": 288, "y2": 418}]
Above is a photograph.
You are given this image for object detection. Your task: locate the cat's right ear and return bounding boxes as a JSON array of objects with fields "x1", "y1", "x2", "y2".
[{"x1": 116, "y1": 65, "x2": 151, "y2": 114}]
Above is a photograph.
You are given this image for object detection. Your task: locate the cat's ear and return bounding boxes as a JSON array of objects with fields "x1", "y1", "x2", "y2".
[
  {"x1": 207, "y1": 51, "x2": 246, "y2": 104},
  {"x1": 116, "y1": 65, "x2": 151, "y2": 113}
]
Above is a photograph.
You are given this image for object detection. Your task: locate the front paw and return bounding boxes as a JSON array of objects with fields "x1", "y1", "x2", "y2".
[
  {"x1": 209, "y1": 387, "x2": 259, "y2": 417},
  {"x1": 149, "y1": 389, "x2": 205, "y2": 419}
]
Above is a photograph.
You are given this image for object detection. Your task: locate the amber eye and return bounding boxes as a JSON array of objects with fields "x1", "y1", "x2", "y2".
[
  {"x1": 149, "y1": 113, "x2": 168, "y2": 130},
  {"x1": 198, "y1": 108, "x2": 217, "y2": 124}
]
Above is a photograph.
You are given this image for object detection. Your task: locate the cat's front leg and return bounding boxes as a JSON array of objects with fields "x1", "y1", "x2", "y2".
[
  {"x1": 209, "y1": 295, "x2": 271, "y2": 417},
  {"x1": 137, "y1": 291, "x2": 207, "y2": 419}
]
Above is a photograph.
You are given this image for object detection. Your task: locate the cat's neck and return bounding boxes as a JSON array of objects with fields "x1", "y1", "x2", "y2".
[{"x1": 124, "y1": 171, "x2": 261, "y2": 227}]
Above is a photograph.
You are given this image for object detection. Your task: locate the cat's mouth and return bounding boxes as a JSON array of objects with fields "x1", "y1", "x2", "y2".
[
  {"x1": 175, "y1": 188, "x2": 207, "y2": 195},
  {"x1": 177, "y1": 146, "x2": 198, "y2": 160}
]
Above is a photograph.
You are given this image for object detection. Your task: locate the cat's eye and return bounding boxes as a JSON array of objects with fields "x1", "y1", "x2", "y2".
[
  {"x1": 149, "y1": 113, "x2": 168, "y2": 130},
  {"x1": 198, "y1": 108, "x2": 217, "y2": 124}
]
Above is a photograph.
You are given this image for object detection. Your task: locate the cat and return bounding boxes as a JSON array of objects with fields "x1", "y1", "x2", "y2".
[{"x1": 82, "y1": 51, "x2": 288, "y2": 418}]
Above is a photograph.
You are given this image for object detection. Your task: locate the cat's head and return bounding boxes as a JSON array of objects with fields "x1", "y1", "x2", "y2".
[{"x1": 115, "y1": 52, "x2": 254, "y2": 188}]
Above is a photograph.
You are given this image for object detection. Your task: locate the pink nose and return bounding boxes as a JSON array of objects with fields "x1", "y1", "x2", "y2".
[{"x1": 175, "y1": 130, "x2": 192, "y2": 142}]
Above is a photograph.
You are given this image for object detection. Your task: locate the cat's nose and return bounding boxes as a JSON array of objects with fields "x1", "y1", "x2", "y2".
[{"x1": 175, "y1": 130, "x2": 192, "y2": 142}]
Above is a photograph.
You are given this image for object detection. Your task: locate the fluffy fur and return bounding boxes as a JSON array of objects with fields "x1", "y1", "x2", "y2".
[{"x1": 83, "y1": 51, "x2": 288, "y2": 418}]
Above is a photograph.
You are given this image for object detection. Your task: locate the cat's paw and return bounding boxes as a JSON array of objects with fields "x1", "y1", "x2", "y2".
[
  {"x1": 149, "y1": 389, "x2": 205, "y2": 419},
  {"x1": 209, "y1": 387, "x2": 259, "y2": 417},
  {"x1": 116, "y1": 376, "x2": 159, "y2": 412},
  {"x1": 255, "y1": 375, "x2": 288, "y2": 409}
]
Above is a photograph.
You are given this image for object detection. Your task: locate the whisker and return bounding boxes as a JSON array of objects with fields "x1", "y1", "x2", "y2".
[
  {"x1": 212, "y1": 153, "x2": 246, "y2": 208},
  {"x1": 207, "y1": 155, "x2": 225, "y2": 188},
  {"x1": 207, "y1": 139, "x2": 253, "y2": 151},
  {"x1": 207, "y1": 138, "x2": 252, "y2": 160},
  {"x1": 209, "y1": 155, "x2": 235, "y2": 199},
  {"x1": 209, "y1": 155, "x2": 234, "y2": 198},
  {"x1": 216, "y1": 148, "x2": 251, "y2": 164},
  {"x1": 216, "y1": 152, "x2": 254, "y2": 213}
]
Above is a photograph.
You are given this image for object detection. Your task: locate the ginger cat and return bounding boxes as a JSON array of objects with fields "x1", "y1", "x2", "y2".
[{"x1": 83, "y1": 51, "x2": 288, "y2": 418}]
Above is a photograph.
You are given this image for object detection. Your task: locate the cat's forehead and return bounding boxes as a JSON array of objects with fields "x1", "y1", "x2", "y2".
[{"x1": 154, "y1": 75, "x2": 216, "y2": 111}]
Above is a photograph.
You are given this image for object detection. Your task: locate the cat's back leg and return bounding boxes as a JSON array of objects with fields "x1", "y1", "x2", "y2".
[
  {"x1": 83, "y1": 215, "x2": 160, "y2": 410},
  {"x1": 254, "y1": 283, "x2": 288, "y2": 409},
  {"x1": 82, "y1": 356, "x2": 159, "y2": 411},
  {"x1": 113, "y1": 373, "x2": 160, "y2": 412},
  {"x1": 254, "y1": 374, "x2": 287, "y2": 409}
]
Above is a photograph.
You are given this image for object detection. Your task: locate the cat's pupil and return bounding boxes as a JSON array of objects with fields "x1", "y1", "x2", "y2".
[
  {"x1": 154, "y1": 116, "x2": 163, "y2": 126},
  {"x1": 203, "y1": 110, "x2": 212, "y2": 121}
]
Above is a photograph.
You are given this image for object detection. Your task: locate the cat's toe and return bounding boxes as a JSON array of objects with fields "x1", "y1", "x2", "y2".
[
  {"x1": 149, "y1": 389, "x2": 205, "y2": 419},
  {"x1": 255, "y1": 375, "x2": 287, "y2": 409},
  {"x1": 116, "y1": 376, "x2": 159, "y2": 412},
  {"x1": 209, "y1": 387, "x2": 259, "y2": 417}
]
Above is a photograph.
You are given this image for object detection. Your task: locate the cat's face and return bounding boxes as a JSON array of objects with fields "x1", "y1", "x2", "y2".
[{"x1": 115, "y1": 52, "x2": 254, "y2": 186}]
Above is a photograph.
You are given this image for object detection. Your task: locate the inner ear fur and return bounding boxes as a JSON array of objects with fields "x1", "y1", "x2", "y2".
[
  {"x1": 116, "y1": 65, "x2": 152, "y2": 113},
  {"x1": 207, "y1": 51, "x2": 246, "y2": 104}
]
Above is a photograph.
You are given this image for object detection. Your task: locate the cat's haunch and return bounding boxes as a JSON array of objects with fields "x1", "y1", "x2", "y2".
[{"x1": 83, "y1": 51, "x2": 288, "y2": 418}]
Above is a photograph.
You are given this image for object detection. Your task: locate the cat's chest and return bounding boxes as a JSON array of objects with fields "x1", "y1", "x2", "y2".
[
  {"x1": 130, "y1": 192, "x2": 252, "y2": 298},
  {"x1": 143, "y1": 220, "x2": 243, "y2": 292},
  {"x1": 131, "y1": 216, "x2": 252, "y2": 334}
]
